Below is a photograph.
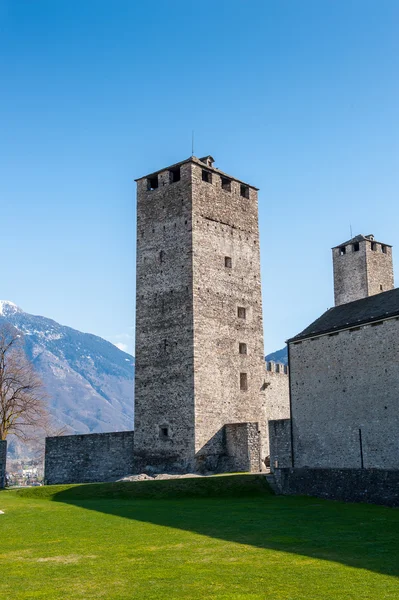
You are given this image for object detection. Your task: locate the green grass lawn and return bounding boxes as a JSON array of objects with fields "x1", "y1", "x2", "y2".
[{"x1": 0, "y1": 475, "x2": 398, "y2": 599}]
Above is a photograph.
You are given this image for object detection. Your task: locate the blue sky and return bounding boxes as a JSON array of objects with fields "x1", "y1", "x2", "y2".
[{"x1": 1, "y1": 0, "x2": 398, "y2": 355}]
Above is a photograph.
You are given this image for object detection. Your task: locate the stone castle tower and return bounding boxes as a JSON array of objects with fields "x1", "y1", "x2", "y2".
[
  {"x1": 134, "y1": 155, "x2": 267, "y2": 473},
  {"x1": 332, "y1": 234, "x2": 394, "y2": 306}
]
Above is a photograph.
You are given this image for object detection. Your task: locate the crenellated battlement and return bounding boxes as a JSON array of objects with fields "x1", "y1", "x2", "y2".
[{"x1": 266, "y1": 361, "x2": 289, "y2": 376}]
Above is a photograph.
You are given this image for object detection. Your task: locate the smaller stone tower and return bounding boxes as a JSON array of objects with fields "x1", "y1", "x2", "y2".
[{"x1": 332, "y1": 234, "x2": 394, "y2": 306}]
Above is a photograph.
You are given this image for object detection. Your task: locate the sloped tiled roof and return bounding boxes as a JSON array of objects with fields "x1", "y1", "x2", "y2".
[{"x1": 288, "y1": 287, "x2": 399, "y2": 342}]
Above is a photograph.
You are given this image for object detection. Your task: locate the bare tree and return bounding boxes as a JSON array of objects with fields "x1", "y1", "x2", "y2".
[{"x1": 0, "y1": 324, "x2": 49, "y2": 442}]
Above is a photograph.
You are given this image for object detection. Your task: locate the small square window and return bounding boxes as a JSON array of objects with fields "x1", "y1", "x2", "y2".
[
  {"x1": 240, "y1": 184, "x2": 249, "y2": 199},
  {"x1": 202, "y1": 170, "x2": 212, "y2": 184},
  {"x1": 239, "y1": 343, "x2": 247, "y2": 355},
  {"x1": 169, "y1": 167, "x2": 181, "y2": 183},
  {"x1": 353, "y1": 242, "x2": 360, "y2": 252},
  {"x1": 237, "y1": 306, "x2": 246, "y2": 319},
  {"x1": 159, "y1": 426, "x2": 169, "y2": 440},
  {"x1": 221, "y1": 177, "x2": 231, "y2": 191},
  {"x1": 381, "y1": 245, "x2": 387, "y2": 254},
  {"x1": 339, "y1": 246, "x2": 346, "y2": 256},
  {"x1": 225, "y1": 256, "x2": 232, "y2": 268},
  {"x1": 371, "y1": 242, "x2": 377, "y2": 251},
  {"x1": 240, "y1": 372, "x2": 248, "y2": 391},
  {"x1": 147, "y1": 176, "x2": 158, "y2": 191}
]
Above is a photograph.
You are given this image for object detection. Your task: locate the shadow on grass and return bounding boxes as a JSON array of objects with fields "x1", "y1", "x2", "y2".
[{"x1": 18, "y1": 475, "x2": 399, "y2": 579}]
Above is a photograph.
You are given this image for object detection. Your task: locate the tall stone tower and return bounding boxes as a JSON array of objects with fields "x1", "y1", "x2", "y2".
[
  {"x1": 134, "y1": 156, "x2": 267, "y2": 473},
  {"x1": 333, "y1": 234, "x2": 394, "y2": 306}
]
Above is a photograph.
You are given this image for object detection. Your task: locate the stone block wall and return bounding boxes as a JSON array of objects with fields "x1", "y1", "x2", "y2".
[
  {"x1": 225, "y1": 422, "x2": 261, "y2": 472},
  {"x1": 44, "y1": 431, "x2": 135, "y2": 485},
  {"x1": 289, "y1": 317, "x2": 399, "y2": 469},
  {"x1": 264, "y1": 361, "x2": 290, "y2": 455},
  {"x1": 134, "y1": 161, "x2": 195, "y2": 473},
  {"x1": 191, "y1": 159, "x2": 267, "y2": 466},
  {"x1": 273, "y1": 467, "x2": 399, "y2": 507},
  {"x1": 0, "y1": 440, "x2": 6, "y2": 489},
  {"x1": 269, "y1": 419, "x2": 292, "y2": 470},
  {"x1": 366, "y1": 242, "x2": 394, "y2": 296}
]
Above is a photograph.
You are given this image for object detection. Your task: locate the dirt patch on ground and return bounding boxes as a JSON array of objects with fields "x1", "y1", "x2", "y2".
[
  {"x1": 36, "y1": 554, "x2": 97, "y2": 564},
  {"x1": 117, "y1": 473, "x2": 205, "y2": 482}
]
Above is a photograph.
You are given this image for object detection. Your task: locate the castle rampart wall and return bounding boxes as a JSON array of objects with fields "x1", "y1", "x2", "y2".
[
  {"x1": 264, "y1": 361, "x2": 290, "y2": 456},
  {"x1": 269, "y1": 419, "x2": 292, "y2": 469},
  {"x1": 289, "y1": 317, "x2": 399, "y2": 469},
  {"x1": 44, "y1": 431, "x2": 135, "y2": 485},
  {"x1": 272, "y1": 467, "x2": 399, "y2": 507}
]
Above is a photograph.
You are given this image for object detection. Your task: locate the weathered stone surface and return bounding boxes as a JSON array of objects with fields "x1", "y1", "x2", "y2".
[
  {"x1": 134, "y1": 157, "x2": 268, "y2": 472},
  {"x1": 289, "y1": 318, "x2": 399, "y2": 469},
  {"x1": 0, "y1": 440, "x2": 6, "y2": 489},
  {"x1": 269, "y1": 419, "x2": 292, "y2": 469},
  {"x1": 225, "y1": 422, "x2": 261, "y2": 472},
  {"x1": 273, "y1": 467, "x2": 399, "y2": 507},
  {"x1": 264, "y1": 362, "x2": 290, "y2": 453},
  {"x1": 44, "y1": 431, "x2": 134, "y2": 484}
]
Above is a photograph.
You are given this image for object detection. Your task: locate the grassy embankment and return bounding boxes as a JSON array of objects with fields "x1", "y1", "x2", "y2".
[{"x1": 0, "y1": 474, "x2": 398, "y2": 599}]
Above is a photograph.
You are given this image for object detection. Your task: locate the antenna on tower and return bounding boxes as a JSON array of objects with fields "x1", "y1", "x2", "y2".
[
  {"x1": 350, "y1": 224, "x2": 353, "y2": 238},
  {"x1": 191, "y1": 130, "x2": 194, "y2": 156}
]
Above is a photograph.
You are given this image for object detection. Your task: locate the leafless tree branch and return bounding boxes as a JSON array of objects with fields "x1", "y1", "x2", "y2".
[{"x1": 0, "y1": 324, "x2": 50, "y2": 442}]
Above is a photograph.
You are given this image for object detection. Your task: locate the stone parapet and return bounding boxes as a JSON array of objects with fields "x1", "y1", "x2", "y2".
[
  {"x1": 269, "y1": 419, "x2": 292, "y2": 470},
  {"x1": 44, "y1": 431, "x2": 135, "y2": 485},
  {"x1": 266, "y1": 361, "x2": 288, "y2": 375},
  {"x1": 273, "y1": 467, "x2": 399, "y2": 507}
]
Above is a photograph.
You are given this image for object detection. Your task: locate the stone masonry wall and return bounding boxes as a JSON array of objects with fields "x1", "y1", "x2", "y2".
[
  {"x1": 134, "y1": 162, "x2": 195, "y2": 472},
  {"x1": 264, "y1": 361, "x2": 290, "y2": 455},
  {"x1": 269, "y1": 419, "x2": 292, "y2": 470},
  {"x1": 44, "y1": 431, "x2": 135, "y2": 484},
  {"x1": 273, "y1": 467, "x2": 399, "y2": 507},
  {"x1": 365, "y1": 242, "x2": 394, "y2": 296},
  {"x1": 289, "y1": 317, "x2": 399, "y2": 469},
  {"x1": 0, "y1": 440, "x2": 6, "y2": 489},
  {"x1": 225, "y1": 422, "x2": 262, "y2": 472},
  {"x1": 191, "y1": 160, "x2": 268, "y2": 469}
]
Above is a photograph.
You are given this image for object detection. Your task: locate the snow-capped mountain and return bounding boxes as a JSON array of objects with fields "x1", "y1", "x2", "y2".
[{"x1": 0, "y1": 301, "x2": 134, "y2": 455}]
